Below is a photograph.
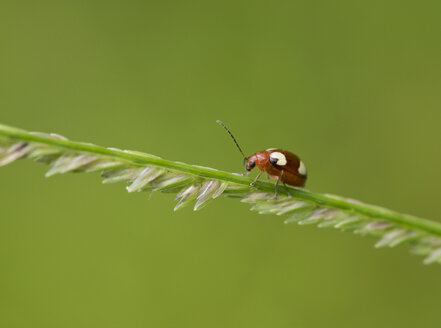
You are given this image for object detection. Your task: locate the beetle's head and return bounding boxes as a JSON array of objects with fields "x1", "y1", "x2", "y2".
[{"x1": 245, "y1": 155, "x2": 257, "y2": 172}]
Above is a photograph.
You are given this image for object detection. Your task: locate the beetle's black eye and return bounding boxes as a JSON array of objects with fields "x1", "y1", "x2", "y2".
[{"x1": 249, "y1": 161, "x2": 255, "y2": 168}]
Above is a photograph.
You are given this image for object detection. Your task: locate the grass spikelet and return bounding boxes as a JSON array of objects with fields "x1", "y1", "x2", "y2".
[
  {"x1": 126, "y1": 167, "x2": 164, "y2": 193},
  {"x1": 334, "y1": 216, "x2": 364, "y2": 229},
  {"x1": 0, "y1": 142, "x2": 31, "y2": 166},
  {"x1": 101, "y1": 168, "x2": 140, "y2": 184},
  {"x1": 174, "y1": 185, "x2": 200, "y2": 211},
  {"x1": 194, "y1": 180, "x2": 220, "y2": 211},
  {"x1": 423, "y1": 248, "x2": 441, "y2": 265},
  {"x1": 152, "y1": 174, "x2": 193, "y2": 192},
  {"x1": 375, "y1": 229, "x2": 408, "y2": 248},
  {"x1": 284, "y1": 208, "x2": 317, "y2": 224},
  {"x1": 45, "y1": 153, "x2": 97, "y2": 177}
]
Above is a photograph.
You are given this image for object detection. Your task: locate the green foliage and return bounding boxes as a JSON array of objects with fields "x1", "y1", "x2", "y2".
[{"x1": 1, "y1": 123, "x2": 441, "y2": 265}]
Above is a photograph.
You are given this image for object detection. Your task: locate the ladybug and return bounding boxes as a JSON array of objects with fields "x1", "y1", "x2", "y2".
[{"x1": 217, "y1": 120, "x2": 307, "y2": 197}]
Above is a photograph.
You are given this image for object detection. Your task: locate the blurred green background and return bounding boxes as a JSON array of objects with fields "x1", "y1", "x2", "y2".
[{"x1": 1, "y1": 1, "x2": 441, "y2": 327}]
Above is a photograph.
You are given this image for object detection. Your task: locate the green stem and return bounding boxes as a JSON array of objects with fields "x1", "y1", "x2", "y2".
[{"x1": 1, "y1": 123, "x2": 440, "y2": 236}]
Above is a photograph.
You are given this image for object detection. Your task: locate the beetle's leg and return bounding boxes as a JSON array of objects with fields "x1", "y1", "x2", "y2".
[
  {"x1": 250, "y1": 171, "x2": 263, "y2": 187},
  {"x1": 282, "y1": 171, "x2": 292, "y2": 197},
  {"x1": 283, "y1": 182, "x2": 292, "y2": 197},
  {"x1": 274, "y1": 176, "x2": 280, "y2": 199}
]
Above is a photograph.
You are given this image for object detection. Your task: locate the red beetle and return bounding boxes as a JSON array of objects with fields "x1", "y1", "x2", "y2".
[{"x1": 217, "y1": 121, "x2": 307, "y2": 197}]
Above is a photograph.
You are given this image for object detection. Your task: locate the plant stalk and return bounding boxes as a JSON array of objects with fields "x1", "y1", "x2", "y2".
[{"x1": 1, "y1": 123, "x2": 440, "y2": 236}]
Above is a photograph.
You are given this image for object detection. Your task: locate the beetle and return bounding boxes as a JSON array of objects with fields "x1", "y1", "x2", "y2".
[{"x1": 217, "y1": 120, "x2": 307, "y2": 197}]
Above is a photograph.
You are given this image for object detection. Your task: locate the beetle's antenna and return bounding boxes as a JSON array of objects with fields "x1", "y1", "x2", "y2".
[{"x1": 216, "y1": 120, "x2": 247, "y2": 159}]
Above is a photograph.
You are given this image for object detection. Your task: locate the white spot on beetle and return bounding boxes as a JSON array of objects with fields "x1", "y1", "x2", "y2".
[
  {"x1": 298, "y1": 161, "x2": 307, "y2": 175},
  {"x1": 269, "y1": 152, "x2": 287, "y2": 166}
]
